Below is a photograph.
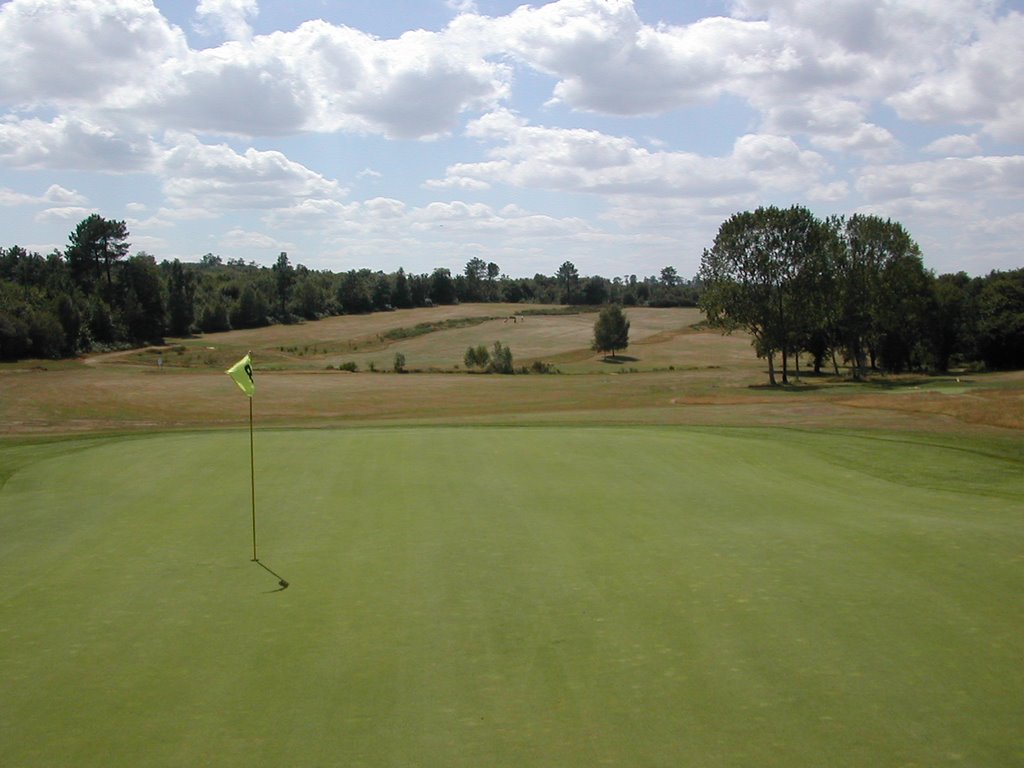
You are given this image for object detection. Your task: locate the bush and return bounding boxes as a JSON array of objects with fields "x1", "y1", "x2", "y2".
[
  {"x1": 464, "y1": 344, "x2": 490, "y2": 369},
  {"x1": 488, "y1": 341, "x2": 514, "y2": 374},
  {"x1": 338, "y1": 361, "x2": 358, "y2": 372}
]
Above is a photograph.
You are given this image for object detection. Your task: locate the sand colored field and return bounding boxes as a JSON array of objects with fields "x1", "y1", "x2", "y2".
[{"x1": 2, "y1": 305, "x2": 1022, "y2": 437}]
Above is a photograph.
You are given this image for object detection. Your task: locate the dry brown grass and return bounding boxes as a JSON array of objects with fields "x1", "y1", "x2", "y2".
[{"x1": 2, "y1": 305, "x2": 1022, "y2": 437}]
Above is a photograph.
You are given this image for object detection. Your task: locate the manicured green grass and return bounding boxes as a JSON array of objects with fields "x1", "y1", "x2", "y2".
[{"x1": 1, "y1": 427, "x2": 1022, "y2": 767}]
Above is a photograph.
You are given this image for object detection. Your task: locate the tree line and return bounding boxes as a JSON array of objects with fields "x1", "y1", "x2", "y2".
[
  {"x1": 0, "y1": 214, "x2": 698, "y2": 361},
  {"x1": 2, "y1": 211, "x2": 1020, "y2": 374},
  {"x1": 699, "y1": 206, "x2": 1024, "y2": 383}
]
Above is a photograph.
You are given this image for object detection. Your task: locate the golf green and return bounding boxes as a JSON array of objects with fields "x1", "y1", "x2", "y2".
[{"x1": 1, "y1": 427, "x2": 1021, "y2": 766}]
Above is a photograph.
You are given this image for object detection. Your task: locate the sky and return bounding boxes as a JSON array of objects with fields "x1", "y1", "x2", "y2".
[{"x1": 0, "y1": 0, "x2": 1022, "y2": 279}]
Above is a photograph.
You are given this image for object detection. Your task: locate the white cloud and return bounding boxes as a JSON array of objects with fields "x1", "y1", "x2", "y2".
[
  {"x1": 139, "y1": 43, "x2": 310, "y2": 136},
  {"x1": 35, "y1": 206, "x2": 93, "y2": 223},
  {"x1": 0, "y1": 0, "x2": 1020, "y2": 276},
  {"x1": 220, "y1": 228, "x2": 292, "y2": 251},
  {"x1": 436, "y1": 110, "x2": 832, "y2": 201},
  {"x1": 0, "y1": 116, "x2": 157, "y2": 171},
  {"x1": 446, "y1": 0, "x2": 478, "y2": 13},
  {"x1": 888, "y1": 11, "x2": 1024, "y2": 141},
  {"x1": 265, "y1": 195, "x2": 593, "y2": 260},
  {"x1": 0, "y1": 1, "x2": 509, "y2": 141},
  {"x1": 856, "y1": 155, "x2": 1024, "y2": 201},
  {"x1": 0, "y1": 183, "x2": 85, "y2": 206},
  {"x1": 759, "y1": 95, "x2": 897, "y2": 157},
  {"x1": 475, "y1": 0, "x2": 1017, "y2": 156},
  {"x1": 0, "y1": 188, "x2": 42, "y2": 206},
  {"x1": 128, "y1": 20, "x2": 511, "y2": 139},
  {"x1": 194, "y1": 0, "x2": 258, "y2": 43},
  {"x1": 923, "y1": 134, "x2": 981, "y2": 157},
  {"x1": 0, "y1": 0, "x2": 187, "y2": 105},
  {"x1": 157, "y1": 133, "x2": 348, "y2": 213},
  {"x1": 482, "y1": 0, "x2": 765, "y2": 114}
]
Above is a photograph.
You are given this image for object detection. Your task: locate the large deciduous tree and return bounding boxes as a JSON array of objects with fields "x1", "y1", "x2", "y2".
[
  {"x1": 699, "y1": 205, "x2": 826, "y2": 385},
  {"x1": 836, "y1": 214, "x2": 929, "y2": 378}
]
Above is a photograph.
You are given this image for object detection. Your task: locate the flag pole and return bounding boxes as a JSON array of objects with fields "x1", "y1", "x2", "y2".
[
  {"x1": 227, "y1": 351, "x2": 288, "y2": 589},
  {"x1": 249, "y1": 394, "x2": 257, "y2": 562}
]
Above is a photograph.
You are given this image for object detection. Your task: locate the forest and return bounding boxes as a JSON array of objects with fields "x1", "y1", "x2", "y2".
[{"x1": 1, "y1": 210, "x2": 1021, "y2": 373}]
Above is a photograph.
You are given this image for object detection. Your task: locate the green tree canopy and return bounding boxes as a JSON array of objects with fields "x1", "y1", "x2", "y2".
[
  {"x1": 65, "y1": 214, "x2": 129, "y2": 292},
  {"x1": 592, "y1": 304, "x2": 630, "y2": 358},
  {"x1": 699, "y1": 206, "x2": 827, "y2": 384}
]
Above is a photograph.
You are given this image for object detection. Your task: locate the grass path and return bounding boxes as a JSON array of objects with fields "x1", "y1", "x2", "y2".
[{"x1": 2, "y1": 427, "x2": 1022, "y2": 766}]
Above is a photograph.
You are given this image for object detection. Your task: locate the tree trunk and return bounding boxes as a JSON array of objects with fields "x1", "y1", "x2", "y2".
[{"x1": 767, "y1": 352, "x2": 777, "y2": 386}]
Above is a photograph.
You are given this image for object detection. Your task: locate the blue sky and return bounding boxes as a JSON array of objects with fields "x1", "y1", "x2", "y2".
[{"x1": 1, "y1": 0, "x2": 1022, "y2": 279}]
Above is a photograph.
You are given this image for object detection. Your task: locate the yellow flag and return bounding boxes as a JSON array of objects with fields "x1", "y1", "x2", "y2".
[{"x1": 226, "y1": 353, "x2": 254, "y2": 397}]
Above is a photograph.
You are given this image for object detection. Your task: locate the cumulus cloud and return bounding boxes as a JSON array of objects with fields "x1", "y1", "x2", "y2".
[
  {"x1": 435, "y1": 110, "x2": 832, "y2": 201},
  {"x1": 0, "y1": 184, "x2": 85, "y2": 207},
  {"x1": 887, "y1": 11, "x2": 1024, "y2": 141},
  {"x1": 266, "y1": 195, "x2": 592, "y2": 253},
  {"x1": 35, "y1": 206, "x2": 94, "y2": 224},
  {"x1": 2, "y1": 0, "x2": 1014, "y2": 148},
  {"x1": 0, "y1": 0, "x2": 187, "y2": 105},
  {"x1": 0, "y1": 0, "x2": 508, "y2": 140},
  {"x1": 923, "y1": 134, "x2": 982, "y2": 157},
  {"x1": 479, "y1": 0, "x2": 764, "y2": 114},
  {"x1": 0, "y1": 0, "x2": 1021, "y2": 275},
  {"x1": 220, "y1": 227, "x2": 292, "y2": 251},
  {"x1": 194, "y1": 0, "x2": 259, "y2": 43},
  {"x1": 158, "y1": 132, "x2": 348, "y2": 211},
  {"x1": 126, "y1": 20, "x2": 510, "y2": 139},
  {"x1": 856, "y1": 155, "x2": 1024, "y2": 202},
  {"x1": 477, "y1": 0, "x2": 1017, "y2": 153},
  {"x1": 446, "y1": 0, "x2": 478, "y2": 13},
  {"x1": 0, "y1": 116, "x2": 157, "y2": 171}
]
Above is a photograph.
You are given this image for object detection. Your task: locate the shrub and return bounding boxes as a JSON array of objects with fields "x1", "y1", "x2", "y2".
[
  {"x1": 488, "y1": 341, "x2": 514, "y2": 374},
  {"x1": 464, "y1": 344, "x2": 490, "y2": 369}
]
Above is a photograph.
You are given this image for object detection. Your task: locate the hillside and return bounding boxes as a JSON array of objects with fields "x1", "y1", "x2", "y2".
[{"x1": 2, "y1": 305, "x2": 1022, "y2": 436}]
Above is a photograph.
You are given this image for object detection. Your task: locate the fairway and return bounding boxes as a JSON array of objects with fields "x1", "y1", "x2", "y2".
[{"x1": 2, "y1": 426, "x2": 1022, "y2": 766}]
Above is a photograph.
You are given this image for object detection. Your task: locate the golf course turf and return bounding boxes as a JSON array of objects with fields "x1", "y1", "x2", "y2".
[{"x1": 2, "y1": 425, "x2": 1021, "y2": 766}]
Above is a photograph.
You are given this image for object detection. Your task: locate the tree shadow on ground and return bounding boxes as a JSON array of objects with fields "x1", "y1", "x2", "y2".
[
  {"x1": 748, "y1": 382, "x2": 828, "y2": 392},
  {"x1": 601, "y1": 355, "x2": 638, "y2": 364}
]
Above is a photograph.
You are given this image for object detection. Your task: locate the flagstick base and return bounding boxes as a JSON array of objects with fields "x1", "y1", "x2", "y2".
[{"x1": 253, "y1": 558, "x2": 290, "y2": 589}]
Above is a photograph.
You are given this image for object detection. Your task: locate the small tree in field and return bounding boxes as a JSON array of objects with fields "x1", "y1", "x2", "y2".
[
  {"x1": 464, "y1": 344, "x2": 490, "y2": 370},
  {"x1": 489, "y1": 341, "x2": 514, "y2": 373},
  {"x1": 593, "y1": 304, "x2": 630, "y2": 358}
]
